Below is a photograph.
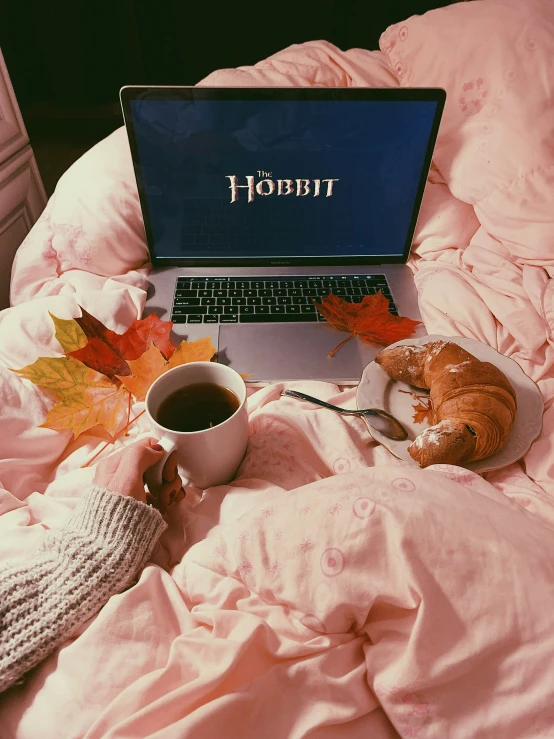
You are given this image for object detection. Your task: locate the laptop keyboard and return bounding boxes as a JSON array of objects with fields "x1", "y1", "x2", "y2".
[{"x1": 171, "y1": 275, "x2": 398, "y2": 324}]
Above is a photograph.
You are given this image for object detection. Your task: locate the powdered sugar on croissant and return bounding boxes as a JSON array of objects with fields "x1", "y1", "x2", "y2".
[
  {"x1": 375, "y1": 341, "x2": 517, "y2": 468},
  {"x1": 411, "y1": 419, "x2": 477, "y2": 467}
]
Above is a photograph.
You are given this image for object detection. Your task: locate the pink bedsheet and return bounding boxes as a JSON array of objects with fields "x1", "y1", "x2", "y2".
[{"x1": 2, "y1": 2, "x2": 554, "y2": 735}]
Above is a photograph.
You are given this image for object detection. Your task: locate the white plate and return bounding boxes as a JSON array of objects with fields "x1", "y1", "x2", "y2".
[{"x1": 356, "y1": 334, "x2": 544, "y2": 473}]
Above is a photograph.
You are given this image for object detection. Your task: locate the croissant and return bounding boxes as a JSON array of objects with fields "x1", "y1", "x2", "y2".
[{"x1": 374, "y1": 341, "x2": 517, "y2": 468}]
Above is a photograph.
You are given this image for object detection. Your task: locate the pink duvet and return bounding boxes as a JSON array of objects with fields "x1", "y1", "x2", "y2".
[{"x1": 2, "y1": 1, "x2": 554, "y2": 736}]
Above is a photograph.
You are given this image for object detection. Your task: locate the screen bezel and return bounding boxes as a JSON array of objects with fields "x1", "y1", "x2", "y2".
[{"x1": 120, "y1": 86, "x2": 446, "y2": 268}]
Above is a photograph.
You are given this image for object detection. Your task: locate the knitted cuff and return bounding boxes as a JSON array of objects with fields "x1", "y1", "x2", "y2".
[{"x1": 65, "y1": 485, "x2": 167, "y2": 563}]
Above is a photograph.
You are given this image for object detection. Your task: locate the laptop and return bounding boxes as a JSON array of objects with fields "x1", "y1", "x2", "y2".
[{"x1": 120, "y1": 86, "x2": 445, "y2": 382}]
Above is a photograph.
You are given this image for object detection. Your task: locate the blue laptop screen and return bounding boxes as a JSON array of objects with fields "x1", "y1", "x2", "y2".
[{"x1": 128, "y1": 98, "x2": 438, "y2": 261}]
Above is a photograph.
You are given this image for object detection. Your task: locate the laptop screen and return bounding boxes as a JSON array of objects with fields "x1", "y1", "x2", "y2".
[{"x1": 122, "y1": 88, "x2": 444, "y2": 267}]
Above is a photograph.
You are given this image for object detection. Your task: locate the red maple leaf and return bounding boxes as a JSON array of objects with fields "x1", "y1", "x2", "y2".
[
  {"x1": 69, "y1": 309, "x2": 174, "y2": 377},
  {"x1": 70, "y1": 309, "x2": 130, "y2": 377},
  {"x1": 314, "y1": 291, "x2": 421, "y2": 357},
  {"x1": 116, "y1": 313, "x2": 175, "y2": 361}
]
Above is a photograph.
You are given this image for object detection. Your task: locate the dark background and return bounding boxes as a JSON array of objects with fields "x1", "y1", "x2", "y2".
[{"x1": 1, "y1": 0, "x2": 456, "y2": 195}]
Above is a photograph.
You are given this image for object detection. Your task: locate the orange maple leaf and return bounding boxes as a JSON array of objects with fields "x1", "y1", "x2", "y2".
[
  {"x1": 314, "y1": 292, "x2": 421, "y2": 357},
  {"x1": 119, "y1": 336, "x2": 216, "y2": 401},
  {"x1": 412, "y1": 401, "x2": 433, "y2": 425},
  {"x1": 118, "y1": 345, "x2": 167, "y2": 401}
]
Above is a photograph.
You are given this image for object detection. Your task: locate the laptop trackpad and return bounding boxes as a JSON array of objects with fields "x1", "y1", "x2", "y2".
[{"x1": 218, "y1": 324, "x2": 364, "y2": 382}]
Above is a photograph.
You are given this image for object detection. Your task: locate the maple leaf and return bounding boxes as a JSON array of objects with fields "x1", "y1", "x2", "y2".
[
  {"x1": 412, "y1": 401, "x2": 433, "y2": 425},
  {"x1": 50, "y1": 313, "x2": 87, "y2": 353},
  {"x1": 119, "y1": 336, "x2": 216, "y2": 401},
  {"x1": 43, "y1": 383, "x2": 130, "y2": 438},
  {"x1": 167, "y1": 335, "x2": 215, "y2": 367},
  {"x1": 118, "y1": 345, "x2": 167, "y2": 401},
  {"x1": 114, "y1": 313, "x2": 176, "y2": 361},
  {"x1": 70, "y1": 337, "x2": 131, "y2": 378},
  {"x1": 70, "y1": 308, "x2": 131, "y2": 377},
  {"x1": 13, "y1": 355, "x2": 94, "y2": 392},
  {"x1": 314, "y1": 292, "x2": 421, "y2": 357},
  {"x1": 68, "y1": 309, "x2": 175, "y2": 377},
  {"x1": 13, "y1": 356, "x2": 130, "y2": 438}
]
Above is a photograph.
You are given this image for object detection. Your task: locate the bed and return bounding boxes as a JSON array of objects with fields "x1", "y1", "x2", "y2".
[{"x1": 1, "y1": 1, "x2": 554, "y2": 736}]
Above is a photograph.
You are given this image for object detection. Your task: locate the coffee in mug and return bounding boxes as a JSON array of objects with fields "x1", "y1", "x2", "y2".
[{"x1": 156, "y1": 383, "x2": 240, "y2": 432}]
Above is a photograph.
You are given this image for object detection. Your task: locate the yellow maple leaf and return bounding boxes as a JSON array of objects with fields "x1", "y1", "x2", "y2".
[
  {"x1": 167, "y1": 335, "x2": 216, "y2": 369},
  {"x1": 50, "y1": 313, "x2": 87, "y2": 353},
  {"x1": 13, "y1": 355, "x2": 130, "y2": 439},
  {"x1": 119, "y1": 336, "x2": 216, "y2": 401},
  {"x1": 43, "y1": 384, "x2": 130, "y2": 438},
  {"x1": 13, "y1": 356, "x2": 97, "y2": 392}
]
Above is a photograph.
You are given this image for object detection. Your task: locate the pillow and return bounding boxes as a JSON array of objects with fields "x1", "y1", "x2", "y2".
[
  {"x1": 380, "y1": 0, "x2": 554, "y2": 202},
  {"x1": 380, "y1": 0, "x2": 554, "y2": 264},
  {"x1": 10, "y1": 128, "x2": 150, "y2": 304}
]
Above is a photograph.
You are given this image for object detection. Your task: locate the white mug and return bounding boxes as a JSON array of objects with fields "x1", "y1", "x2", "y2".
[{"x1": 144, "y1": 362, "x2": 248, "y2": 491}]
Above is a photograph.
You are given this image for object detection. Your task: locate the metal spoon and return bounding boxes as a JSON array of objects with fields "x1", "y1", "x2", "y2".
[{"x1": 282, "y1": 390, "x2": 407, "y2": 441}]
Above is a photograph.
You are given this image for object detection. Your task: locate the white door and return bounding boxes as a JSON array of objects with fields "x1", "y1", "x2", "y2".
[{"x1": 0, "y1": 47, "x2": 47, "y2": 309}]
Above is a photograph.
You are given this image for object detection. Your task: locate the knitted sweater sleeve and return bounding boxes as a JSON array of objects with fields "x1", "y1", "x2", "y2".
[{"x1": 0, "y1": 485, "x2": 167, "y2": 693}]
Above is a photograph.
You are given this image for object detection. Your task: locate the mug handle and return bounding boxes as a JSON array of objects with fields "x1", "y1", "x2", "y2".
[{"x1": 144, "y1": 437, "x2": 191, "y2": 495}]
